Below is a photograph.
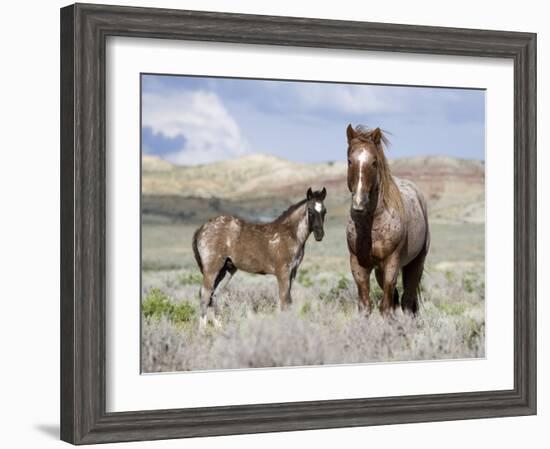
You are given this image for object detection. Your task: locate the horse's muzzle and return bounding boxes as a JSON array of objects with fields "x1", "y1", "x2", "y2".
[
  {"x1": 314, "y1": 230, "x2": 324, "y2": 241},
  {"x1": 351, "y1": 200, "x2": 368, "y2": 213},
  {"x1": 351, "y1": 193, "x2": 368, "y2": 212}
]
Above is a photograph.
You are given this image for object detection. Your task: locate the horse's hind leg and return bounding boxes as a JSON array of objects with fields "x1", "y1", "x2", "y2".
[
  {"x1": 199, "y1": 275, "x2": 215, "y2": 329},
  {"x1": 210, "y1": 261, "x2": 237, "y2": 327},
  {"x1": 199, "y1": 259, "x2": 226, "y2": 329},
  {"x1": 402, "y1": 248, "x2": 427, "y2": 315},
  {"x1": 375, "y1": 268, "x2": 399, "y2": 309},
  {"x1": 199, "y1": 280, "x2": 213, "y2": 329}
]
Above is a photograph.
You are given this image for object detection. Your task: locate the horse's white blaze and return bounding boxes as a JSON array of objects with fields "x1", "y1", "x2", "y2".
[
  {"x1": 314, "y1": 202, "x2": 322, "y2": 212},
  {"x1": 355, "y1": 151, "x2": 370, "y2": 206}
]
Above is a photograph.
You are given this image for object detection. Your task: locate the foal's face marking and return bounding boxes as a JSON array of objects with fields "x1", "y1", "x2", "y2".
[
  {"x1": 308, "y1": 203, "x2": 326, "y2": 242},
  {"x1": 306, "y1": 187, "x2": 327, "y2": 242}
]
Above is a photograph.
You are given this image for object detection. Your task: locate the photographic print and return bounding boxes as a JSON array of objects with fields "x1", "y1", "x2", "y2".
[
  {"x1": 140, "y1": 74, "x2": 486, "y2": 373},
  {"x1": 60, "y1": 6, "x2": 536, "y2": 442}
]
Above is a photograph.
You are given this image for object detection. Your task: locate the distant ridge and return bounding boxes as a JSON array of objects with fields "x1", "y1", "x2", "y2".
[
  {"x1": 141, "y1": 153, "x2": 484, "y2": 224},
  {"x1": 142, "y1": 153, "x2": 483, "y2": 195},
  {"x1": 142, "y1": 155, "x2": 174, "y2": 172},
  {"x1": 391, "y1": 155, "x2": 484, "y2": 176}
]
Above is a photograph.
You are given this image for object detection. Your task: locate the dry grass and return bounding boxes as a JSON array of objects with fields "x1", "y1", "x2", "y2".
[{"x1": 141, "y1": 264, "x2": 485, "y2": 372}]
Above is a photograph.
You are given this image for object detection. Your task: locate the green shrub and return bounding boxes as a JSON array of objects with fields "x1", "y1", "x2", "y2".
[
  {"x1": 461, "y1": 271, "x2": 482, "y2": 294},
  {"x1": 299, "y1": 301, "x2": 312, "y2": 316},
  {"x1": 142, "y1": 288, "x2": 196, "y2": 325},
  {"x1": 171, "y1": 301, "x2": 196, "y2": 324},
  {"x1": 297, "y1": 267, "x2": 314, "y2": 287},
  {"x1": 320, "y1": 276, "x2": 350, "y2": 302},
  {"x1": 466, "y1": 319, "x2": 485, "y2": 351},
  {"x1": 142, "y1": 288, "x2": 173, "y2": 320}
]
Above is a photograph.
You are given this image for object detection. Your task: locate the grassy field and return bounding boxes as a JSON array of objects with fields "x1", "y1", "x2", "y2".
[{"x1": 141, "y1": 213, "x2": 485, "y2": 372}]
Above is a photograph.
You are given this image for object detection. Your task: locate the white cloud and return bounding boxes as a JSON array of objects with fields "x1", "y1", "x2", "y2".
[
  {"x1": 289, "y1": 84, "x2": 403, "y2": 115},
  {"x1": 142, "y1": 90, "x2": 248, "y2": 165}
]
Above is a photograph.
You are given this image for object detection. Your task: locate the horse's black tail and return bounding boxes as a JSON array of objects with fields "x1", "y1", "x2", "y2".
[{"x1": 192, "y1": 226, "x2": 204, "y2": 274}]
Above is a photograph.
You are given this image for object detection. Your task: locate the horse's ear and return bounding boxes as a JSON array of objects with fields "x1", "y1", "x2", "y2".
[
  {"x1": 307, "y1": 187, "x2": 313, "y2": 200},
  {"x1": 320, "y1": 187, "x2": 327, "y2": 200},
  {"x1": 346, "y1": 124, "x2": 356, "y2": 142},
  {"x1": 371, "y1": 127, "x2": 382, "y2": 145}
]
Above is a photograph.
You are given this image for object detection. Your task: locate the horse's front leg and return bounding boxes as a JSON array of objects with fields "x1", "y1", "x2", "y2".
[
  {"x1": 379, "y1": 252, "x2": 400, "y2": 315},
  {"x1": 276, "y1": 269, "x2": 292, "y2": 311},
  {"x1": 350, "y1": 253, "x2": 373, "y2": 314}
]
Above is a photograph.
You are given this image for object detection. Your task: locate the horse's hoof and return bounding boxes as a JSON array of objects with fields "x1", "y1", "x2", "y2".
[
  {"x1": 198, "y1": 315, "x2": 208, "y2": 330},
  {"x1": 358, "y1": 303, "x2": 373, "y2": 317},
  {"x1": 379, "y1": 306, "x2": 396, "y2": 319},
  {"x1": 213, "y1": 317, "x2": 223, "y2": 329}
]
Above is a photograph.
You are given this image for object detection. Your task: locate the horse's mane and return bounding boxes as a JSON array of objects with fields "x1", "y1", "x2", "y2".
[
  {"x1": 352, "y1": 125, "x2": 405, "y2": 219},
  {"x1": 272, "y1": 198, "x2": 308, "y2": 224}
]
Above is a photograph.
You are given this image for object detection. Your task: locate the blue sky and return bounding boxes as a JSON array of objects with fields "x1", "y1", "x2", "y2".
[{"x1": 141, "y1": 74, "x2": 485, "y2": 165}]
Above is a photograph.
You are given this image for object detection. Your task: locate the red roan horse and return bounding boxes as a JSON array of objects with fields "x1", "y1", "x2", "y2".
[{"x1": 345, "y1": 124, "x2": 430, "y2": 315}]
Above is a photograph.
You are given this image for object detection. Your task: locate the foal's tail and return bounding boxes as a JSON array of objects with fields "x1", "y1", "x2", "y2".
[{"x1": 192, "y1": 226, "x2": 204, "y2": 274}]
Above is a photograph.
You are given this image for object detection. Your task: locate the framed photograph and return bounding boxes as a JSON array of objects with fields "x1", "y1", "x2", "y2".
[{"x1": 60, "y1": 3, "x2": 536, "y2": 444}]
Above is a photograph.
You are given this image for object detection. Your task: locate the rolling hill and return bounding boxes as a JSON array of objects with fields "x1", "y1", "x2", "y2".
[{"x1": 142, "y1": 153, "x2": 484, "y2": 224}]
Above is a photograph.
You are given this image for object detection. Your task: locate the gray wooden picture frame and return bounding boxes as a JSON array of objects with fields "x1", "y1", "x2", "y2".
[{"x1": 60, "y1": 3, "x2": 537, "y2": 445}]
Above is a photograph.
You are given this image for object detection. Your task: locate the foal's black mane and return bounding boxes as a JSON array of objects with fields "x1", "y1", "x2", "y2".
[{"x1": 272, "y1": 198, "x2": 308, "y2": 224}]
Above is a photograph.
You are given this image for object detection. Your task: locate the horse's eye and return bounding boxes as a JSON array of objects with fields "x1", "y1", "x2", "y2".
[
  {"x1": 372, "y1": 160, "x2": 378, "y2": 168},
  {"x1": 347, "y1": 159, "x2": 352, "y2": 166}
]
